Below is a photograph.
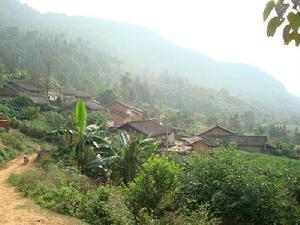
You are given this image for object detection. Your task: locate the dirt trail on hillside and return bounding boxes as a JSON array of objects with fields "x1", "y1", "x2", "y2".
[{"x1": 0, "y1": 155, "x2": 85, "y2": 225}]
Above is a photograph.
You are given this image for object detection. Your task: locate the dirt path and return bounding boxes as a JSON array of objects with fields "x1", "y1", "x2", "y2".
[{"x1": 0, "y1": 155, "x2": 86, "y2": 225}]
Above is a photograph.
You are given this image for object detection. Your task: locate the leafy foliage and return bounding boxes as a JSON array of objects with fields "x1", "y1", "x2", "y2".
[
  {"x1": 8, "y1": 165, "x2": 134, "y2": 225},
  {"x1": 264, "y1": 0, "x2": 300, "y2": 46},
  {"x1": 87, "y1": 111, "x2": 107, "y2": 129},
  {"x1": 50, "y1": 101, "x2": 119, "y2": 177},
  {"x1": 75, "y1": 100, "x2": 87, "y2": 133},
  {"x1": 124, "y1": 156, "x2": 182, "y2": 219},
  {"x1": 44, "y1": 111, "x2": 66, "y2": 130},
  {"x1": 179, "y1": 148, "x2": 300, "y2": 225},
  {"x1": 0, "y1": 129, "x2": 43, "y2": 166},
  {"x1": 113, "y1": 133, "x2": 160, "y2": 185}
]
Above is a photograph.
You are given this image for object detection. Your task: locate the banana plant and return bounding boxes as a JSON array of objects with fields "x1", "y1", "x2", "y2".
[
  {"x1": 49, "y1": 100, "x2": 119, "y2": 176},
  {"x1": 112, "y1": 133, "x2": 161, "y2": 185}
]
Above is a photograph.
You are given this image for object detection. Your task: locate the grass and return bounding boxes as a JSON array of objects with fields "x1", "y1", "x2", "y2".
[
  {"x1": 8, "y1": 164, "x2": 134, "y2": 225},
  {"x1": 23, "y1": 119, "x2": 52, "y2": 131},
  {"x1": 0, "y1": 129, "x2": 53, "y2": 167}
]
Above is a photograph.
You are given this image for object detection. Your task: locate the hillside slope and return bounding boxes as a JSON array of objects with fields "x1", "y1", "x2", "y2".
[{"x1": 1, "y1": 0, "x2": 300, "y2": 113}]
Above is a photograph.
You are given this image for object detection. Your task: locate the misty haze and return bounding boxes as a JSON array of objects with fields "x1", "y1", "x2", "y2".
[{"x1": 0, "y1": 0, "x2": 299, "y2": 224}]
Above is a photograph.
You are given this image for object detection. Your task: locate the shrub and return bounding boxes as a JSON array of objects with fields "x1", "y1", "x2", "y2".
[
  {"x1": 0, "y1": 147, "x2": 18, "y2": 167},
  {"x1": 11, "y1": 119, "x2": 49, "y2": 139},
  {"x1": 87, "y1": 111, "x2": 107, "y2": 128},
  {"x1": 0, "y1": 104, "x2": 10, "y2": 117},
  {"x1": 10, "y1": 93, "x2": 32, "y2": 106},
  {"x1": 180, "y1": 148, "x2": 300, "y2": 225},
  {"x1": 135, "y1": 203, "x2": 220, "y2": 225},
  {"x1": 44, "y1": 112, "x2": 65, "y2": 130},
  {"x1": 0, "y1": 129, "x2": 40, "y2": 153},
  {"x1": 124, "y1": 156, "x2": 182, "y2": 219},
  {"x1": 9, "y1": 165, "x2": 134, "y2": 225},
  {"x1": 21, "y1": 106, "x2": 40, "y2": 120}
]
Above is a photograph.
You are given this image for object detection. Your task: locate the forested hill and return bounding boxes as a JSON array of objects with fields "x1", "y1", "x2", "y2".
[{"x1": 1, "y1": 0, "x2": 300, "y2": 113}]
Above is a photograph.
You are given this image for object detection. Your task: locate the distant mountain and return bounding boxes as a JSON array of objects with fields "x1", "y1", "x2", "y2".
[{"x1": 1, "y1": 0, "x2": 300, "y2": 113}]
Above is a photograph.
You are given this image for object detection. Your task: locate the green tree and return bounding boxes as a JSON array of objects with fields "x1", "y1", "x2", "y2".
[
  {"x1": 97, "y1": 87, "x2": 118, "y2": 105},
  {"x1": 264, "y1": 0, "x2": 300, "y2": 46},
  {"x1": 114, "y1": 133, "x2": 160, "y2": 185},
  {"x1": 87, "y1": 111, "x2": 107, "y2": 129},
  {"x1": 44, "y1": 111, "x2": 66, "y2": 130},
  {"x1": 124, "y1": 156, "x2": 182, "y2": 218}
]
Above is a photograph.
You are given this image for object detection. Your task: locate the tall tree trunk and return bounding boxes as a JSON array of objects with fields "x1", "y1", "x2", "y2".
[{"x1": 46, "y1": 63, "x2": 50, "y2": 97}]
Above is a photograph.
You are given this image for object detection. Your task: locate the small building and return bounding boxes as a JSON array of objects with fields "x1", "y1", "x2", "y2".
[
  {"x1": 0, "y1": 82, "x2": 40, "y2": 97},
  {"x1": 106, "y1": 101, "x2": 144, "y2": 127},
  {"x1": 197, "y1": 124, "x2": 235, "y2": 137},
  {"x1": 184, "y1": 124, "x2": 276, "y2": 154},
  {"x1": 118, "y1": 119, "x2": 175, "y2": 146},
  {"x1": 29, "y1": 96, "x2": 50, "y2": 107},
  {"x1": 75, "y1": 91, "x2": 92, "y2": 101},
  {"x1": 85, "y1": 100, "x2": 104, "y2": 112},
  {"x1": 60, "y1": 89, "x2": 76, "y2": 102},
  {"x1": 60, "y1": 100, "x2": 103, "y2": 113}
]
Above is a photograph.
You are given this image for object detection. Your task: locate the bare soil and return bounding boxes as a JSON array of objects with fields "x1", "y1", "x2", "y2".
[{"x1": 0, "y1": 155, "x2": 86, "y2": 225}]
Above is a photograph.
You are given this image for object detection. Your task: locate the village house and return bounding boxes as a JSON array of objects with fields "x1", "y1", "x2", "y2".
[
  {"x1": 60, "y1": 99, "x2": 103, "y2": 113},
  {"x1": 75, "y1": 91, "x2": 92, "y2": 101},
  {"x1": 29, "y1": 96, "x2": 50, "y2": 108},
  {"x1": 183, "y1": 124, "x2": 276, "y2": 154},
  {"x1": 0, "y1": 82, "x2": 41, "y2": 97},
  {"x1": 59, "y1": 88, "x2": 93, "y2": 102},
  {"x1": 0, "y1": 82, "x2": 50, "y2": 107},
  {"x1": 105, "y1": 101, "x2": 145, "y2": 127},
  {"x1": 118, "y1": 119, "x2": 175, "y2": 146},
  {"x1": 197, "y1": 124, "x2": 236, "y2": 136}
]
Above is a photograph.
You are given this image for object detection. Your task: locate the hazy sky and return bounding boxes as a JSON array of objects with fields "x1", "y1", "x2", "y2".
[{"x1": 20, "y1": 0, "x2": 300, "y2": 96}]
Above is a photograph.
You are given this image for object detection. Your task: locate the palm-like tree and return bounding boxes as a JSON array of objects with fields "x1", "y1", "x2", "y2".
[
  {"x1": 50, "y1": 100, "x2": 118, "y2": 176},
  {"x1": 113, "y1": 133, "x2": 160, "y2": 185}
]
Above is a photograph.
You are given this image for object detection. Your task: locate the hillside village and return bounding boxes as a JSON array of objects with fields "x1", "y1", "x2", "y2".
[
  {"x1": 0, "y1": 79, "x2": 299, "y2": 225},
  {"x1": 0, "y1": 80, "x2": 280, "y2": 156},
  {"x1": 0, "y1": 0, "x2": 299, "y2": 224}
]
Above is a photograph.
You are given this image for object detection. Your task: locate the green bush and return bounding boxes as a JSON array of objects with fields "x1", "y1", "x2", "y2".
[
  {"x1": 87, "y1": 111, "x2": 107, "y2": 128},
  {"x1": 0, "y1": 147, "x2": 18, "y2": 167},
  {"x1": 10, "y1": 93, "x2": 32, "y2": 106},
  {"x1": 180, "y1": 148, "x2": 300, "y2": 225},
  {"x1": 0, "y1": 104, "x2": 11, "y2": 117},
  {"x1": 44, "y1": 111, "x2": 65, "y2": 130},
  {"x1": 0, "y1": 129, "x2": 40, "y2": 153},
  {"x1": 11, "y1": 119, "x2": 49, "y2": 139},
  {"x1": 8, "y1": 165, "x2": 134, "y2": 225},
  {"x1": 21, "y1": 106, "x2": 40, "y2": 120},
  {"x1": 146, "y1": 204, "x2": 220, "y2": 225},
  {"x1": 124, "y1": 156, "x2": 182, "y2": 219}
]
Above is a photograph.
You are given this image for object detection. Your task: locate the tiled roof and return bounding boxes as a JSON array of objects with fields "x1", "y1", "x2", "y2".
[
  {"x1": 197, "y1": 124, "x2": 235, "y2": 136},
  {"x1": 16, "y1": 82, "x2": 39, "y2": 92},
  {"x1": 182, "y1": 136, "x2": 203, "y2": 144},
  {"x1": 75, "y1": 91, "x2": 92, "y2": 98},
  {"x1": 29, "y1": 96, "x2": 49, "y2": 105},
  {"x1": 106, "y1": 101, "x2": 144, "y2": 113},
  {"x1": 85, "y1": 100, "x2": 103, "y2": 111},
  {"x1": 201, "y1": 135, "x2": 268, "y2": 147},
  {"x1": 119, "y1": 119, "x2": 167, "y2": 137}
]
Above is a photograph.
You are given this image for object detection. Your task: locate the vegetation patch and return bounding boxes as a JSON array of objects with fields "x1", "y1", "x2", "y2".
[
  {"x1": 0, "y1": 129, "x2": 43, "y2": 167},
  {"x1": 179, "y1": 147, "x2": 300, "y2": 225},
  {"x1": 8, "y1": 165, "x2": 134, "y2": 225}
]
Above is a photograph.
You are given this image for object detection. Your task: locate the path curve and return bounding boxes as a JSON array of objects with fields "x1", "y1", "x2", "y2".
[{"x1": 0, "y1": 155, "x2": 85, "y2": 225}]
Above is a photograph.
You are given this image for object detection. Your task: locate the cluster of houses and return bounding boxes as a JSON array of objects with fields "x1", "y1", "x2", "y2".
[{"x1": 0, "y1": 81, "x2": 277, "y2": 154}]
